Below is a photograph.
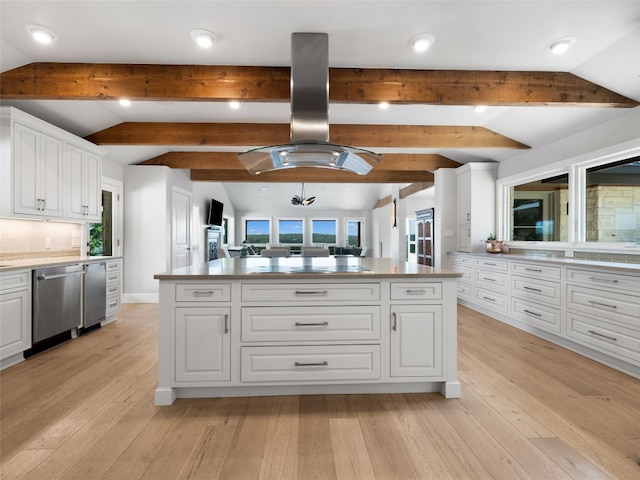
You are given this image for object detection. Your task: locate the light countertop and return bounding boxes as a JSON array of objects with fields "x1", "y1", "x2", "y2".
[
  {"x1": 449, "y1": 251, "x2": 640, "y2": 274},
  {"x1": 0, "y1": 256, "x2": 123, "y2": 273},
  {"x1": 155, "y1": 257, "x2": 461, "y2": 280}
]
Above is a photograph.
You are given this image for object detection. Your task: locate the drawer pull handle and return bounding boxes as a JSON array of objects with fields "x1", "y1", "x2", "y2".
[
  {"x1": 295, "y1": 290, "x2": 329, "y2": 296},
  {"x1": 523, "y1": 286, "x2": 542, "y2": 293},
  {"x1": 523, "y1": 309, "x2": 542, "y2": 317},
  {"x1": 405, "y1": 289, "x2": 427, "y2": 295},
  {"x1": 482, "y1": 277, "x2": 496, "y2": 282},
  {"x1": 108, "y1": 300, "x2": 118, "y2": 308},
  {"x1": 192, "y1": 290, "x2": 214, "y2": 297},
  {"x1": 587, "y1": 330, "x2": 617, "y2": 342},
  {"x1": 224, "y1": 314, "x2": 229, "y2": 334},
  {"x1": 588, "y1": 276, "x2": 618, "y2": 284},
  {"x1": 482, "y1": 296, "x2": 496, "y2": 302},
  {"x1": 588, "y1": 300, "x2": 617, "y2": 309},
  {"x1": 108, "y1": 275, "x2": 118, "y2": 281},
  {"x1": 392, "y1": 312, "x2": 397, "y2": 331},
  {"x1": 294, "y1": 361, "x2": 328, "y2": 367},
  {"x1": 525, "y1": 268, "x2": 542, "y2": 273},
  {"x1": 295, "y1": 322, "x2": 329, "y2": 327},
  {"x1": 483, "y1": 262, "x2": 496, "y2": 266},
  {"x1": 108, "y1": 287, "x2": 118, "y2": 293}
]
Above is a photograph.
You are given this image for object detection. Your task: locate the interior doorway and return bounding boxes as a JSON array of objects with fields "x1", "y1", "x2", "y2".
[{"x1": 88, "y1": 178, "x2": 123, "y2": 257}]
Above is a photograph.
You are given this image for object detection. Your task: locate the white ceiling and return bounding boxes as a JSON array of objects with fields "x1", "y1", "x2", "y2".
[{"x1": 1, "y1": 1, "x2": 639, "y2": 212}]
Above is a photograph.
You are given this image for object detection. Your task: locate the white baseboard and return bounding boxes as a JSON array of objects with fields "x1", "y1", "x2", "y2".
[{"x1": 123, "y1": 293, "x2": 159, "y2": 303}]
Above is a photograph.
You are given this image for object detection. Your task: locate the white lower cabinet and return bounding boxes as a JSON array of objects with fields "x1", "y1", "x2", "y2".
[
  {"x1": 156, "y1": 275, "x2": 460, "y2": 405},
  {"x1": 105, "y1": 259, "x2": 122, "y2": 320},
  {"x1": 449, "y1": 252, "x2": 640, "y2": 377},
  {"x1": 390, "y1": 304, "x2": 442, "y2": 378},
  {"x1": 0, "y1": 270, "x2": 31, "y2": 367},
  {"x1": 175, "y1": 307, "x2": 230, "y2": 382}
]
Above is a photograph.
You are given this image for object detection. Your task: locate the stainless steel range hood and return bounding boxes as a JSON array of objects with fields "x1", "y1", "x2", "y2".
[{"x1": 238, "y1": 33, "x2": 382, "y2": 175}]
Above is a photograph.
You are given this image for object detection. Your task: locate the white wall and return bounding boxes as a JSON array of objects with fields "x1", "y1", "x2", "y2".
[
  {"x1": 102, "y1": 158, "x2": 124, "y2": 182},
  {"x1": 498, "y1": 109, "x2": 640, "y2": 180},
  {"x1": 192, "y1": 181, "x2": 236, "y2": 248},
  {"x1": 123, "y1": 165, "x2": 191, "y2": 302}
]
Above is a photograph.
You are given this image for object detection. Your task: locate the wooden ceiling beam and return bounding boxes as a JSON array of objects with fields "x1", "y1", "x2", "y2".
[
  {"x1": 190, "y1": 168, "x2": 434, "y2": 183},
  {"x1": 141, "y1": 152, "x2": 461, "y2": 171},
  {"x1": 399, "y1": 182, "x2": 434, "y2": 199},
  {"x1": 87, "y1": 123, "x2": 528, "y2": 149},
  {"x1": 1, "y1": 63, "x2": 636, "y2": 107}
]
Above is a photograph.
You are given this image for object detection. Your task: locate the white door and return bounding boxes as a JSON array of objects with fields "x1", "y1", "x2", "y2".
[
  {"x1": 191, "y1": 204, "x2": 201, "y2": 268},
  {"x1": 172, "y1": 186, "x2": 192, "y2": 269}
]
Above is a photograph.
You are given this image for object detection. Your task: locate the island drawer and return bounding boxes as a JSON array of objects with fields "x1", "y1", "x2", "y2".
[
  {"x1": 390, "y1": 282, "x2": 441, "y2": 300},
  {"x1": 241, "y1": 283, "x2": 380, "y2": 302},
  {"x1": 241, "y1": 345, "x2": 380, "y2": 382},
  {"x1": 241, "y1": 306, "x2": 380, "y2": 342},
  {"x1": 176, "y1": 283, "x2": 231, "y2": 302}
]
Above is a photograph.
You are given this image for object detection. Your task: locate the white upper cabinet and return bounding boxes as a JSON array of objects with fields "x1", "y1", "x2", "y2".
[
  {"x1": 1, "y1": 107, "x2": 102, "y2": 222},
  {"x1": 67, "y1": 143, "x2": 101, "y2": 221},
  {"x1": 12, "y1": 123, "x2": 64, "y2": 218}
]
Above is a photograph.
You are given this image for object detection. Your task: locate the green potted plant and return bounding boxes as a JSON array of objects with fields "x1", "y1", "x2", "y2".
[{"x1": 485, "y1": 233, "x2": 504, "y2": 253}]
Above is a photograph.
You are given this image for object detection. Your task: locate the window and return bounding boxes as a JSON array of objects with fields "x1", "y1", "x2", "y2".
[
  {"x1": 245, "y1": 219, "x2": 270, "y2": 245},
  {"x1": 584, "y1": 156, "x2": 640, "y2": 243},
  {"x1": 508, "y1": 173, "x2": 569, "y2": 242},
  {"x1": 311, "y1": 219, "x2": 336, "y2": 245},
  {"x1": 278, "y1": 219, "x2": 304, "y2": 244}
]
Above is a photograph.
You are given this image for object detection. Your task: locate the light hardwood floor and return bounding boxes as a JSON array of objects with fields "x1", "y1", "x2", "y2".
[{"x1": 1, "y1": 303, "x2": 639, "y2": 480}]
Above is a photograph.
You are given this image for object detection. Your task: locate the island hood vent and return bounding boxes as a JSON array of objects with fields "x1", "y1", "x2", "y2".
[{"x1": 237, "y1": 33, "x2": 382, "y2": 175}]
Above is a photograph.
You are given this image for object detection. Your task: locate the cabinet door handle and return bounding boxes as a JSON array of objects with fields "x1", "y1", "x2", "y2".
[
  {"x1": 295, "y1": 290, "x2": 328, "y2": 296},
  {"x1": 588, "y1": 300, "x2": 617, "y2": 309},
  {"x1": 523, "y1": 309, "x2": 542, "y2": 317},
  {"x1": 588, "y1": 276, "x2": 618, "y2": 284},
  {"x1": 295, "y1": 322, "x2": 329, "y2": 327},
  {"x1": 224, "y1": 314, "x2": 229, "y2": 334},
  {"x1": 587, "y1": 330, "x2": 617, "y2": 342},
  {"x1": 466, "y1": 213, "x2": 470, "y2": 221},
  {"x1": 192, "y1": 290, "x2": 214, "y2": 297},
  {"x1": 523, "y1": 286, "x2": 542, "y2": 292},
  {"x1": 405, "y1": 289, "x2": 427, "y2": 295},
  {"x1": 295, "y1": 361, "x2": 328, "y2": 367},
  {"x1": 392, "y1": 312, "x2": 397, "y2": 331},
  {"x1": 40, "y1": 198, "x2": 46, "y2": 211}
]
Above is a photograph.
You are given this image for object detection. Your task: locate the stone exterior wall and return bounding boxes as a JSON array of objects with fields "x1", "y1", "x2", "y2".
[{"x1": 587, "y1": 185, "x2": 640, "y2": 243}]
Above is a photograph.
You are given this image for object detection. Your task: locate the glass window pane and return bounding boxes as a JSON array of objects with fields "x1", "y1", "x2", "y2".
[
  {"x1": 278, "y1": 219, "x2": 304, "y2": 244},
  {"x1": 346, "y1": 220, "x2": 361, "y2": 247},
  {"x1": 89, "y1": 190, "x2": 112, "y2": 256},
  {"x1": 312, "y1": 219, "x2": 336, "y2": 244},
  {"x1": 585, "y1": 157, "x2": 640, "y2": 243},
  {"x1": 245, "y1": 219, "x2": 270, "y2": 245},
  {"x1": 509, "y1": 174, "x2": 569, "y2": 242}
]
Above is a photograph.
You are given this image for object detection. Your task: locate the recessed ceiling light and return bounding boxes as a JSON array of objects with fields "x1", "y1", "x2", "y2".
[
  {"x1": 410, "y1": 33, "x2": 435, "y2": 53},
  {"x1": 24, "y1": 24, "x2": 57, "y2": 44},
  {"x1": 548, "y1": 36, "x2": 576, "y2": 55},
  {"x1": 474, "y1": 105, "x2": 487, "y2": 113},
  {"x1": 229, "y1": 101, "x2": 240, "y2": 109},
  {"x1": 378, "y1": 101, "x2": 389, "y2": 110},
  {"x1": 119, "y1": 99, "x2": 131, "y2": 107},
  {"x1": 190, "y1": 28, "x2": 216, "y2": 48}
]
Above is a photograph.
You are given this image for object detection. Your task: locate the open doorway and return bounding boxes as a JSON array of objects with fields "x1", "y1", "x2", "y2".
[{"x1": 88, "y1": 178, "x2": 123, "y2": 257}]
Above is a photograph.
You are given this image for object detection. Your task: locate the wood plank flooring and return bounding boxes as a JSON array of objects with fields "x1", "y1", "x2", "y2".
[{"x1": 1, "y1": 303, "x2": 639, "y2": 479}]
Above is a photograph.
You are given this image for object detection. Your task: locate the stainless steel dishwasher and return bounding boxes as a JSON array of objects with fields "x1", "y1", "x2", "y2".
[
  {"x1": 33, "y1": 264, "x2": 83, "y2": 343},
  {"x1": 82, "y1": 262, "x2": 106, "y2": 330}
]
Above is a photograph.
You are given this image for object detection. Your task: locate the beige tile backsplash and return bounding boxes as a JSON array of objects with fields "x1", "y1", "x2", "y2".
[{"x1": 0, "y1": 218, "x2": 82, "y2": 260}]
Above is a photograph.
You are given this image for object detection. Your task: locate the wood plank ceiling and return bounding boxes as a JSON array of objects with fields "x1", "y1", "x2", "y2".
[{"x1": 1, "y1": 63, "x2": 637, "y2": 185}]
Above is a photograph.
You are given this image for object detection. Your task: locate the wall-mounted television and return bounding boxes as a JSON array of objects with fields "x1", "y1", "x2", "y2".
[{"x1": 207, "y1": 199, "x2": 224, "y2": 226}]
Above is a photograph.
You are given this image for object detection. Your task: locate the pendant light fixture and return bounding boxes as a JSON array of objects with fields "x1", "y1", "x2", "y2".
[{"x1": 291, "y1": 183, "x2": 315, "y2": 206}]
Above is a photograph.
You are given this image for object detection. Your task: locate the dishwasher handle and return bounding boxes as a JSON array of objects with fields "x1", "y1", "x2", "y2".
[{"x1": 37, "y1": 271, "x2": 85, "y2": 281}]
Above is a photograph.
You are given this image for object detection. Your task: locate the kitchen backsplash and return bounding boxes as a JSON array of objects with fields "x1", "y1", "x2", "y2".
[
  {"x1": 508, "y1": 247, "x2": 640, "y2": 264},
  {"x1": 0, "y1": 218, "x2": 82, "y2": 260}
]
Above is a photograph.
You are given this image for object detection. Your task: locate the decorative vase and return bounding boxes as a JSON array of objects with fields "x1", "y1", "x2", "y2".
[{"x1": 485, "y1": 240, "x2": 504, "y2": 253}]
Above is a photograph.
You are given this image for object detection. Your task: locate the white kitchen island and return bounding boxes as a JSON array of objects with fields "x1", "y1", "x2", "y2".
[{"x1": 154, "y1": 256, "x2": 461, "y2": 406}]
